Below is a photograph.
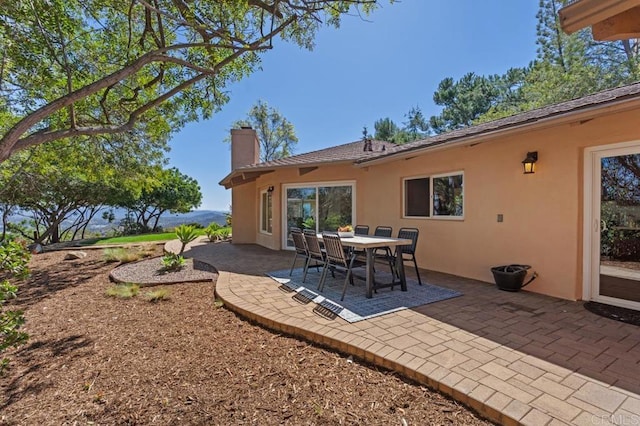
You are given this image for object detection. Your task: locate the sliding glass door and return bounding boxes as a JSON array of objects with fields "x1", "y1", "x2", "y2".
[
  {"x1": 587, "y1": 145, "x2": 640, "y2": 310},
  {"x1": 283, "y1": 182, "x2": 354, "y2": 248}
]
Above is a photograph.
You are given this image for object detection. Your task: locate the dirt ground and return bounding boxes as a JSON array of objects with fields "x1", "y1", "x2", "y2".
[{"x1": 1, "y1": 247, "x2": 492, "y2": 425}]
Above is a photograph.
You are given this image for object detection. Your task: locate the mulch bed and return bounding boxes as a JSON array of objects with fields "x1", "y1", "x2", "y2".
[{"x1": 1, "y1": 247, "x2": 493, "y2": 425}]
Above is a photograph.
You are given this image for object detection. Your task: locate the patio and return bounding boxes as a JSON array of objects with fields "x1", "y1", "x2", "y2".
[{"x1": 176, "y1": 238, "x2": 640, "y2": 425}]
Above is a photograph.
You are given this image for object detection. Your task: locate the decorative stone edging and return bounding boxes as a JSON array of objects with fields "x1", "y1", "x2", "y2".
[{"x1": 109, "y1": 256, "x2": 217, "y2": 287}]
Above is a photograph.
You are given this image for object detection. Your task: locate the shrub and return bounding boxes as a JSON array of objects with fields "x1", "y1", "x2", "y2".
[
  {"x1": 0, "y1": 240, "x2": 30, "y2": 374},
  {"x1": 183, "y1": 222, "x2": 204, "y2": 229},
  {"x1": 105, "y1": 283, "x2": 139, "y2": 298},
  {"x1": 218, "y1": 227, "x2": 232, "y2": 240},
  {"x1": 161, "y1": 253, "x2": 185, "y2": 272},
  {"x1": 103, "y1": 247, "x2": 143, "y2": 263},
  {"x1": 144, "y1": 288, "x2": 170, "y2": 302},
  {"x1": 175, "y1": 224, "x2": 198, "y2": 254},
  {"x1": 205, "y1": 223, "x2": 222, "y2": 241}
]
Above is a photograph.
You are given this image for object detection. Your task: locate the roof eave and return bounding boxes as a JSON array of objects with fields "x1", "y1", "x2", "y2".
[
  {"x1": 559, "y1": 0, "x2": 640, "y2": 35},
  {"x1": 219, "y1": 159, "x2": 358, "y2": 189}
]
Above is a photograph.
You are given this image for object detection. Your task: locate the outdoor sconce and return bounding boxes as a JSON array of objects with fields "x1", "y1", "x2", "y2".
[
  {"x1": 522, "y1": 151, "x2": 538, "y2": 174},
  {"x1": 267, "y1": 186, "x2": 274, "y2": 193}
]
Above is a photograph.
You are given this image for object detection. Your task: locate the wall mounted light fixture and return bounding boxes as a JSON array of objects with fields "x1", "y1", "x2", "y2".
[
  {"x1": 267, "y1": 185, "x2": 275, "y2": 193},
  {"x1": 522, "y1": 151, "x2": 538, "y2": 174}
]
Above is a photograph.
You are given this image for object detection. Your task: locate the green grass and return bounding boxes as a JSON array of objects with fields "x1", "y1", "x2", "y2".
[{"x1": 88, "y1": 230, "x2": 206, "y2": 245}]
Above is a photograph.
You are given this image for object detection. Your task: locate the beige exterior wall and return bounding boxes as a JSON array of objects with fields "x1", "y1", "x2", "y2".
[
  {"x1": 231, "y1": 181, "x2": 257, "y2": 244},
  {"x1": 229, "y1": 107, "x2": 640, "y2": 301}
]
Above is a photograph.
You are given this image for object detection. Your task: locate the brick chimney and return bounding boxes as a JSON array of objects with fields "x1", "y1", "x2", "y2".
[{"x1": 231, "y1": 126, "x2": 260, "y2": 170}]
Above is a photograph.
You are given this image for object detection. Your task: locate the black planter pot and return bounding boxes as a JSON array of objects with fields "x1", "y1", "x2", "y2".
[{"x1": 491, "y1": 264, "x2": 538, "y2": 292}]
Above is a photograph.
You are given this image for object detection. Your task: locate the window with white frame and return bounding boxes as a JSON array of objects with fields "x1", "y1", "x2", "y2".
[
  {"x1": 403, "y1": 171, "x2": 464, "y2": 219},
  {"x1": 260, "y1": 189, "x2": 273, "y2": 234}
]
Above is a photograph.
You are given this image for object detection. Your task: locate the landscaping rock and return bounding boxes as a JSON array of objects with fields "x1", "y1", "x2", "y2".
[
  {"x1": 64, "y1": 251, "x2": 87, "y2": 260},
  {"x1": 28, "y1": 243, "x2": 44, "y2": 254}
]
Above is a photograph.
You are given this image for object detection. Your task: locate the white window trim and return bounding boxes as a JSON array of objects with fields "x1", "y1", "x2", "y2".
[
  {"x1": 281, "y1": 180, "x2": 356, "y2": 250},
  {"x1": 260, "y1": 189, "x2": 273, "y2": 235},
  {"x1": 402, "y1": 171, "x2": 464, "y2": 221}
]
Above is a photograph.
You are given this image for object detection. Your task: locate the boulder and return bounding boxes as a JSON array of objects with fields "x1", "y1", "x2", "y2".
[{"x1": 64, "y1": 251, "x2": 87, "y2": 260}]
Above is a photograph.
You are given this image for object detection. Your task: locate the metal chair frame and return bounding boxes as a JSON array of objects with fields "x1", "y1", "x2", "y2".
[
  {"x1": 289, "y1": 227, "x2": 309, "y2": 276},
  {"x1": 396, "y1": 227, "x2": 422, "y2": 285},
  {"x1": 354, "y1": 225, "x2": 369, "y2": 235},
  {"x1": 319, "y1": 232, "x2": 363, "y2": 301},
  {"x1": 302, "y1": 230, "x2": 328, "y2": 284}
]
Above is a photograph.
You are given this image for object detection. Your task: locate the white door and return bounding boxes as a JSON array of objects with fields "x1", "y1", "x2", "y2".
[{"x1": 586, "y1": 143, "x2": 640, "y2": 310}]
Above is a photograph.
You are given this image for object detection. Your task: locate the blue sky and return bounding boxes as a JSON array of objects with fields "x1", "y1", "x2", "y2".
[{"x1": 167, "y1": 1, "x2": 540, "y2": 211}]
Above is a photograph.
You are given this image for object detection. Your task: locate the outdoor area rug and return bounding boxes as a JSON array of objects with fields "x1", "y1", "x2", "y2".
[{"x1": 267, "y1": 267, "x2": 462, "y2": 323}]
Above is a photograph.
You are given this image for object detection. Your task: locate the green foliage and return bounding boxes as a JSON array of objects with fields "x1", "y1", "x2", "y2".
[
  {"x1": 0, "y1": 1, "x2": 381, "y2": 162},
  {"x1": 403, "y1": 106, "x2": 429, "y2": 140},
  {"x1": 175, "y1": 224, "x2": 198, "y2": 254},
  {"x1": 184, "y1": 222, "x2": 204, "y2": 229},
  {"x1": 217, "y1": 228, "x2": 232, "y2": 240},
  {"x1": 372, "y1": 107, "x2": 429, "y2": 144},
  {"x1": 205, "y1": 223, "x2": 222, "y2": 241},
  {"x1": 144, "y1": 288, "x2": 170, "y2": 302},
  {"x1": 119, "y1": 168, "x2": 202, "y2": 233},
  {"x1": 105, "y1": 283, "x2": 140, "y2": 299},
  {"x1": 161, "y1": 253, "x2": 185, "y2": 272},
  {"x1": 205, "y1": 224, "x2": 231, "y2": 242},
  {"x1": 0, "y1": 137, "x2": 166, "y2": 244},
  {"x1": 0, "y1": 240, "x2": 30, "y2": 374},
  {"x1": 373, "y1": 118, "x2": 399, "y2": 142},
  {"x1": 228, "y1": 100, "x2": 298, "y2": 161},
  {"x1": 302, "y1": 217, "x2": 316, "y2": 230}
]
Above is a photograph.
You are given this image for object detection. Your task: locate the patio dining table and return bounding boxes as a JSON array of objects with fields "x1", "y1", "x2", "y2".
[{"x1": 317, "y1": 234, "x2": 413, "y2": 298}]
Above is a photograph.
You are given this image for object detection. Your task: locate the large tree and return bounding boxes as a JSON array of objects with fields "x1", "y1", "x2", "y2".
[
  {"x1": 0, "y1": 1, "x2": 379, "y2": 163},
  {"x1": 121, "y1": 167, "x2": 202, "y2": 232},
  {"x1": 510, "y1": 0, "x2": 639, "y2": 113},
  {"x1": 230, "y1": 100, "x2": 298, "y2": 161},
  {"x1": 373, "y1": 117, "x2": 398, "y2": 142},
  {"x1": 0, "y1": 134, "x2": 165, "y2": 243}
]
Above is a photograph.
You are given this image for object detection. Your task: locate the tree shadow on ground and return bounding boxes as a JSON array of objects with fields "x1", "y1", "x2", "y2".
[
  {"x1": 2, "y1": 335, "x2": 93, "y2": 410},
  {"x1": 12, "y1": 259, "x2": 109, "y2": 308}
]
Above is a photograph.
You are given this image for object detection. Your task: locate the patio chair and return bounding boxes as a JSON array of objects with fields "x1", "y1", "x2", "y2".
[
  {"x1": 372, "y1": 226, "x2": 396, "y2": 276},
  {"x1": 289, "y1": 227, "x2": 311, "y2": 277},
  {"x1": 396, "y1": 227, "x2": 422, "y2": 286},
  {"x1": 354, "y1": 225, "x2": 369, "y2": 235},
  {"x1": 347, "y1": 225, "x2": 370, "y2": 257},
  {"x1": 303, "y1": 230, "x2": 328, "y2": 285},
  {"x1": 319, "y1": 232, "x2": 365, "y2": 301}
]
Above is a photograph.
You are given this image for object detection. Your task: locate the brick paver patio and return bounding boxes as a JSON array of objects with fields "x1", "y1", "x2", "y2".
[{"x1": 171, "y1": 239, "x2": 640, "y2": 425}]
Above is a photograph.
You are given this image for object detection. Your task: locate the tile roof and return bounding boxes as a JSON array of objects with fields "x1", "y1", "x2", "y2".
[
  {"x1": 220, "y1": 81, "x2": 640, "y2": 187},
  {"x1": 356, "y1": 81, "x2": 640, "y2": 164},
  {"x1": 219, "y1": 140, "x2": 396, "y2": 187}
]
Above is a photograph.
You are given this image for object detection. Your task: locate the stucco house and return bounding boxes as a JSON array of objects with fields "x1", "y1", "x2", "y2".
[{"x1": 220, "y1": 82, "x2": 640, "y2": 311}]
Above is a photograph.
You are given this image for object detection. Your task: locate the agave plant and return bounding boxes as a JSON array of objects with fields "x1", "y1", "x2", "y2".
[{"x1": 175, "y1": 224, "x2": 198, "y2": 254}]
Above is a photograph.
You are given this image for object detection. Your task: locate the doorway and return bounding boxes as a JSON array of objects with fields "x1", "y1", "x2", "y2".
[{"x1": 585, "y1": 143, "x2": 640, "y2": 310}]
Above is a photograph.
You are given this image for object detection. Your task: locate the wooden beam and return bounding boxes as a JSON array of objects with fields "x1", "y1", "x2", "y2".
[
  {"x1": 298, "y1": 166, "x2": 318, "y2": 176},
  {"x1": 592, "y1": 6, "x2": 640, "y2": 40},
  {"x1": 559, "y1": 0, "x2": 640, "y2": 34}
]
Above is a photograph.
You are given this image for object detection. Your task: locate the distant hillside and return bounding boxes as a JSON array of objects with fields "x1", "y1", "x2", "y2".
[
  {"x1": 4, "y1": 209, "x2": 229, "y2": 236},
  {"x1": 158, "y1": 210, "x2": 228, "y2": 228}
]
